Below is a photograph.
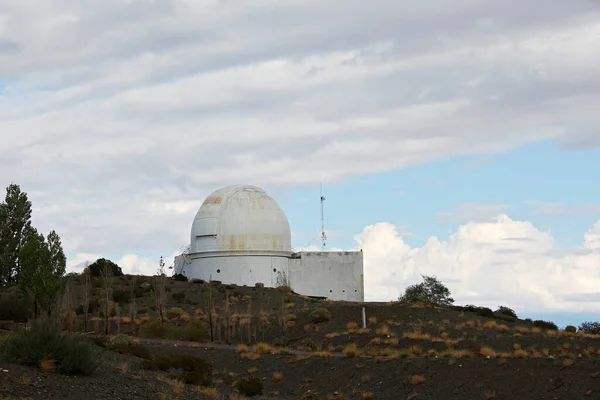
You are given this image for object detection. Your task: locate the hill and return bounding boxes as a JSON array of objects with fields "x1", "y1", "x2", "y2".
[{"x1": 1, "y1": 274, "x2": 599, "y2": 399}]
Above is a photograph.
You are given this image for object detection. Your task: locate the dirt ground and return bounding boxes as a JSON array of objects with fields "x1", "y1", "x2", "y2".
[{"x1": 1, "y1": 340, "x2": 599, "y2": 400}]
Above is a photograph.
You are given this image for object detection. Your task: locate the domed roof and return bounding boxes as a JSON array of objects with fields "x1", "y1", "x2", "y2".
[{"x1": 190, "y1": 184, "x2": 292, "y2": 256}]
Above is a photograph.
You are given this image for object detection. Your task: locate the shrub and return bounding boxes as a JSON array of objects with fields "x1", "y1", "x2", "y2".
[
  {"x1": 237, "y1": 376, "x2": 263, "y2": 397},
  {"x1": 565, "y1": 325, "x2": 577, "y2": 333},
  {"x1": 309, "y1": 308, "x2": 331, "y2": 323},
  {"x1": 399, "y1": 275, "x2": 454, "y2": 306},
  {"x1": 578, "y1": 321, "x2": 600, "y2": 335},
  {"x1": 138, "y1": 321, "x2": 168, "y2": 338},
  {"x1": 0, "y1": 294, "x2": 31, "y2": 323},
  {"x1": 533, "y1": 320, "x2": 558, "y2": 330},
  {"x1": 191, "y1": 278, "x2": 205, "y2": 284},
  {"x1": 112, "y1": 290, "x2": 130, "y2": 305},
  {"x1": 109, "y1": 334, "x2": 136, "y2": 347},
  {"x1": 172, "y1": 292, "x2": 186, "y2": 302},
  {"x1": 172, "y1": 273, "x2": 188, "y2": 282},
  {"x1": 166, "y1": 320, "x2": 208, "y2": 342},
  {"x1": 1, "y1": 318, "x2": 96, "y2": 375},
  {"x1": 477, "y1": 307, "x2": 494, "y2": 318},
  {"x1": 495, "y1": 306, "x2": 518, "y2": 319},
  {"x1": 85, "y1": 258, "x2": 123, "y2": 277}
]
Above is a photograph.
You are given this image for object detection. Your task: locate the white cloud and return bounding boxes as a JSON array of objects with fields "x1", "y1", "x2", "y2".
[
  {"x1": 1, "y1": 1, "x2": 600, "y2": 261},
  {"x1": 355, "y1": 215, "x2": 600, "y2": 315},
  {"x1": 66, "y1": 251, "x2": 181, "y2": 276}
]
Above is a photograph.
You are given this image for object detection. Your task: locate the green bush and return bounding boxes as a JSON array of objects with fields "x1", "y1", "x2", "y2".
[
  {"x1": 237, "y1": 376, "x2": 263, "y2": 397},
  {"x1": 309, "y1": 308, "x2": 331, "y2": 323},
  {"x1": 0, "y1": 294, "x2": 31, "y2": 323},
  {"x1": 495, "y1": 306, "x2": 518, "y2": 319},
  {"x1": 171, "y1": 292, "x2": 186, "y2": 302},
  {"x1": 166, "y1": 320, "x2": 208, "y2": 342},
  {"x1": 138, "y1": 321, "x2": 168, "y2": 338},
  {"x1": 533, "y1": 320, "x2": 558, "y2": 330},
  {"x1": 565, "y1": 325, "x2": 577, "y2": 333},
  {"x1": 109, "y1": 334, "x2": 136, "y2": 346},
  {"x1": 191, "y1": 278, "x2": 204, "y2": 284},
  {"x1": 578, "y1": 321, "x2": 600, "y2": 335},
  {"x1": 172, "y1": 274, "x2": 188, "y2": 282},
  {"x1": 0, "y1": 318, "x2": 96, "y2": 375}
]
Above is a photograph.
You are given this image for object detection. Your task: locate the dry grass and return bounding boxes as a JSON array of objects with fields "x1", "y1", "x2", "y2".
[
  {"x1": 272, "y1": 372, "x2": 284, "y2": 382},
  {"x1": 361, "y1": 392, "x2": 374, "y2": 399},
  {"x1": 496, "y1": 324, "x2": 509, "y2": 333},
  {"x1": 200, "y1": 387, "x2": 219, "y2": 399},
  {"x1": 563, "y1": 358, "x2": 575, "y2": 366},
  {"x1": 376, "y1": 325, "x2": 391, "y2": 336},
  {"x1": 247, "y1": 367, "x2": 258, "y2": 373},
  {"x1": 408, "y1": 374, "x2": 425, "y2": 385},
  {"x1": 367, "y1": 317, "x2": 377, "y2": 326},
  {"x1": 326, "y1": 332, "x2": 341, "y2": 339},
  {"x1": 513, "y1": 349, "x2": 528, "y2": 358},
  {"x1": 360, "y1": 374, "x2": 371, "y2": 383},
  {"x1": 442, "y1": 319, "x2": 450, "y2": 325},
  {"x1": 312, "y1": 351, "x2": 333, "y2": 358},
  {"x1": 229, "y1": 394, "x2": 248, "y2": 400},
  {"x1": 347, "y1": 322, "x2": 359, "y2": 331},
  {"x1": 21, "y1": 375, "x2": 31, "y2": 385},
  {"x1": 286, "y1": 302, "x2": 296, "y2": 308},
  {"x1": 483, "y1": 391, "x2": 496, "y2": 399},
  {"x1": 121, "y1": 316, "x2": 132, "y2": 324},
  {"x1": 343, "y1": 344, "x2": 359, "y2": 357},
  {"x1": 403, "y1": 329, "x2": 431, "y2": 341},
  {"x1": 117, "y1": 362, "x2": 129, "y2": 375},
  {"x1": 466, "y1": 320, "x2": 476, "y2": 327},
  {"x1": 479, "y1": 346, "x2": 497, "y2": 358},
  {"x1": 40, "y1": 358, "x2": 55, "y2": 373},
  {"x1": 357, "y1": 328, "x2": 371, "y2": 335},
  {"x1": 483, "y1": 321, "x2": 497, "y2": 329},
  {"x1": 254, "y1": 343, "x2": 275, "y2": 354},
  {"x1": 170, "y1": 380, "x2": 185, "y2": 398},
  {"x1": 240, "y1": 352, "x2": 260, "y2": 360},
  {"x1": 237, "y1": 344, "x2": 249, "y2": 353}
]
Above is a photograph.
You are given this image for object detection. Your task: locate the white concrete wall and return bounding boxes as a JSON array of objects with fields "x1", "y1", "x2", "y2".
[
  {"x1": 183, "y1": 255, "x2": 290, "y2": 287},
  {"x1": 288, "y1": 251, "x2": 364, "y2": 302}
]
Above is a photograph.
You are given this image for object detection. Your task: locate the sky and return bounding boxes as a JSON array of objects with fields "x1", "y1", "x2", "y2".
[{"x1": 1, "y1": 0, "x2": 599, "y2": 328}]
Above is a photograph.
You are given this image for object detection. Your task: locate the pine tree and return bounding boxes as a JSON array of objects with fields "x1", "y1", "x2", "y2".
[
  {"x1": 18, "y1": 230, "x2": 67, "y2": 317},
  {"x1": 0, "y1": 183, "x2": 33, "y2": 283}
]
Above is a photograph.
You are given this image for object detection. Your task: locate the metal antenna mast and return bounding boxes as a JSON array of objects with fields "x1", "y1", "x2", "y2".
[{"x1": 320, "y1": 183, "x2": 326, "y2": 250}]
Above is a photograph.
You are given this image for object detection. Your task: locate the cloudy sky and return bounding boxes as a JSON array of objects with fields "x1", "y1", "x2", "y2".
[{"x1": 1, "y1": 0, "x2": 599, "y2": 326}]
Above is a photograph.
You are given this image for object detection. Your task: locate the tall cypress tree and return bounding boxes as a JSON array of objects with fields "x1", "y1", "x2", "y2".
[{"x1": 0, "y1": 183, "x2": 33, "y2": 283}]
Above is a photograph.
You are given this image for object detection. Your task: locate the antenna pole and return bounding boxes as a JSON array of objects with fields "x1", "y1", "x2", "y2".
[{"x1": 320, "y1": 184, "x2": 326, "y2": 250}]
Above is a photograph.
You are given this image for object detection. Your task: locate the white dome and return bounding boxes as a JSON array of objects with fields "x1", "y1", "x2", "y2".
[{"x1": 190, "y1": 184, "x2": 292, "y2": 256}]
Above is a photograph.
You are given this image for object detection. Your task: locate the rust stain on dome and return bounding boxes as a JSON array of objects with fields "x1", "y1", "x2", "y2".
[{"x1": 202, "y1": 196, "x2": 222, "y2": 205}]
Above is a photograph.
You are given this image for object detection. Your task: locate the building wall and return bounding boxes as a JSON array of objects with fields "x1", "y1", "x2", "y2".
[
  {"x1": 288, "y1": 251, "x2": 364, "y2": 302},
  {"x1": 182, "y1": 254, "x2": 290, "y2": 287}
]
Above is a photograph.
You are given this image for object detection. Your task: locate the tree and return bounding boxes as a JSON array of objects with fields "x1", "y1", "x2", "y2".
[
  {"x1": 85, "y1": 258, "x2": 123, "y2": 277},
  {"x1": 99, "y1": 263, "x2": 114, "y2": 335},
  {"x1": 399, "y1": 275, "x2": 454, "y2": 306},
  {"x1": 18, "y1": 230, "x2": 67, "y2": 317},
  {"x1": 0, "y1": 183, "x2": 34, "y2": 283},
  {"x1": 79, "y1": 266, "x2": 91, "y2": 332},
  {"x1": 150, "y1": 256, "x2": 167, "y2": 325}
]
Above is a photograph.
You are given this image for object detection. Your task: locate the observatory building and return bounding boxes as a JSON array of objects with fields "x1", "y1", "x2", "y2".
[{"x1": 173, "y1": 184, "x2": 364, "y2": 302}]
